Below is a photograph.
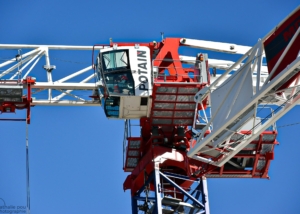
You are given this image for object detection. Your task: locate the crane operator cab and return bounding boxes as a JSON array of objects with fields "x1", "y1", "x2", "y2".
[{"x1": 95, "y1": 46, "x2": 152, "y2": 119}]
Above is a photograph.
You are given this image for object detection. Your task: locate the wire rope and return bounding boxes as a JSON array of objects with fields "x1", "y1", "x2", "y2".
[{"x1": 25, "y1": 121, "x2": 31, "y2": 214}]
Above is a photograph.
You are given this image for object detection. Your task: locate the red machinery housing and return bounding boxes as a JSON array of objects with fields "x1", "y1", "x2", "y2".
[{"x1": 0, "y1": 77, "x2": 35, "y2": 124}]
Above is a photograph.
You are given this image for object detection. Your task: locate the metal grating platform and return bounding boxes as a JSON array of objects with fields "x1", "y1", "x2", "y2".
[
  {"x1": 124, "y1": 137, "x2": 142, "y2": 172},
  {"x1": 203, "y1": 131, "x2": 277, "y2": 178},
  {"x1": 150, "y1": 83, "x2": 202, "y2": 126}
]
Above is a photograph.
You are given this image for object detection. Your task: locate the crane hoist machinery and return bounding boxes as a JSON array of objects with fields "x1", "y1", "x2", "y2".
[{"x1": 0, "y1": 6, "x2": 299, "y2": 214}]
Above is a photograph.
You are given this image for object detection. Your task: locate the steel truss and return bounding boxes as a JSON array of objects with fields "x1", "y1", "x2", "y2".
[
  {"x1": 0, "y1": 45, "x2": 108, "y2": 106},
  {"x1": 188, "y1": 21, "x2": 300, "y2": 166},
  {"x1": 131, "y1": 162, "x2": 209, "y2": 214}
]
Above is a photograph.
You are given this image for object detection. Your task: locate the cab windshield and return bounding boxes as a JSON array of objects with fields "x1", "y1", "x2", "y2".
[{"x1": 101, "y1": 50, "x2": 135, "y2": 96}]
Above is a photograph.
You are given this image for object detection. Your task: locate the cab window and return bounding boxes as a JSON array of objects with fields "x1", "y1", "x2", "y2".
[
  {"x1": 102, "y1": 50, "x2": 129, "y2": 71},
  {"x1": 105, "y1": 72, "x2": 134, "y2": 95}
]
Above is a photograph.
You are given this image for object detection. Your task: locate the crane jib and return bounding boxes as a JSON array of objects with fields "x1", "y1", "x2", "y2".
[
  {"x1": 264, "y1": 8, "x2": 300, "y2": 79},
  {"x1": 137, "y1": 50, "x2": 148, "y2": 91}
]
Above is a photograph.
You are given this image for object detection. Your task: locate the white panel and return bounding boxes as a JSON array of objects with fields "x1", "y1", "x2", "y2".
[
  {"x1": 240, "y1": 117, "x2": 261, "y2": 131},
  {"x1": 128, "y1": 47, "x2": 152, "y2": 96},
  {"x1": 120, "y1": 96, "x2": 148, "y2": 118},
  {"x1": 211, "y1": 63, "x2": 254, "y2": 132}
]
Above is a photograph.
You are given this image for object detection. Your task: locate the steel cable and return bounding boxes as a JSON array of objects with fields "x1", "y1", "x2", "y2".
[{"x1": 26, "y1": 122, "x2": 30, "y2": 214}]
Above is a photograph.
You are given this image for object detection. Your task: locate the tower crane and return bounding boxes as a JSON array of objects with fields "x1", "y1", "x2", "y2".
[{"x1": 0, "y1": 6, "x2": 299, "y2": 214}]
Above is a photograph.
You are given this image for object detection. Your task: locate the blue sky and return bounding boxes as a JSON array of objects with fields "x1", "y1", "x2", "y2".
[{"x1": 0, "y1": 1, "x2": 299, "y2": 213}]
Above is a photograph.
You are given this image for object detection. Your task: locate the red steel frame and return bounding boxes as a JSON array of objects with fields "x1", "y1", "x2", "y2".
[{"x1": 121, "y1": 38, "x2": 279, "y2": 199}]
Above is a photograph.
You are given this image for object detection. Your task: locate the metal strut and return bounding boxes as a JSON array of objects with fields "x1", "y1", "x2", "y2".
[{"x1": 131, "y1": 168, "x2": 210, "y2": 214}]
